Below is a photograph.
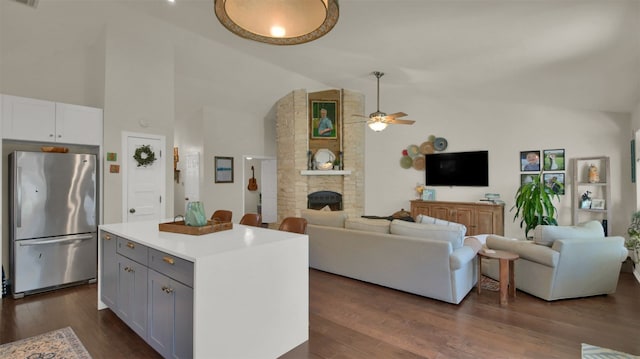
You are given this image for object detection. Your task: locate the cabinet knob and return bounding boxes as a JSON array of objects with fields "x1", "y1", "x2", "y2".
[
  {"x1": 162, "y1": 286, "x2": 174, "y2": 294},
  {"x1": 129, "y1": 208, "x2": 136, "y2": 214},
  {"x1": 49, "y1": 134, "x2": 54, "y2": 137},
  {"x1": 162, "y1": 256, "x2": 175, "y2": 265},
  {"x1": 124, "y1": 266, "x2": 134, "y2": 273},
  {"x1": 126, "y1": 242, "x2": 135, "y2": 249},
  {"x1": 57, "y1": 134, "x2": 62, "y2": 138},
  {"x1": 103, "y1": 234, "x2": 111, "y2": 241}
]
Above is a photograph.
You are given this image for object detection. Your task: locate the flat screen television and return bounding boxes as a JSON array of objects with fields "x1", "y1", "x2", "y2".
[{"x1": 425, "y1": 150, "x2": 489, "y2": 186}]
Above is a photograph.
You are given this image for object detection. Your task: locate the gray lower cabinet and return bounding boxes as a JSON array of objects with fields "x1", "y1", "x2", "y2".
[
  {"x1": 116, "y1": 254, "x2": 148, "y2": 339},
  {"x1": 147, "y1": 269, "x2": 194, "y2": 359},
  {"x1": 100, "y1": 231, "x2": 194, "y2": 359},
  {"x1": 100, "y1": 231, "x2": 117, "y2": 309}
]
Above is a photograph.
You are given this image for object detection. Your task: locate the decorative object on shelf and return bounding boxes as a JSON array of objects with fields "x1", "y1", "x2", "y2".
[
  {"x1": 588, "y1": 163, "x2": 600, "y2": 183},
  {"x1": 213, "y1": 0, "x2": 339, "y2": 46},
  {"x1": 41, "y1": 146, "x2": 68, "y2": 153},
  {"x1": 433, "y1": 137, "x2": 448, "y2": 151},
  {"x1": 314, "y1": 148, "x2": 336, "y2": 170},
  {"x1": 185, "y1": 201, "x2": 207, "y2": 227},
  {"x1": 591, "y1": 199, "x2": 605, "y2": 210},
  {"x1": 543, "y1": 149, "x2": 565, "y2": 171},
  {"x1": 520, "y1": 150, "x2": 541, "y2": 172},
  {"x1": 133, "y1": 144, "x2": 156, "y2": 167},
  {"x1": 414, "y1": 183, "x2": 424, "y2": 199},
  {"x1": 580, "y1": 191, "x2": 592, "y2": 209},
  {"x1": 338, "y1": 151, "x2": 344, "y2": 170},
  {"x1": 214, "y1": 156, "x2": 234, "y2": 183},
  {"x1": 422, "y1": 188, "x2": 436, "y2": 201},
  {"x1": 307, "y1": 150, "x2": 313, "y2": 170},
  {"x1": 626, "y1": 211, "x2": 640, "y2": 264},
  {"x1": 512, "y1": 173, "x2": 560, "y2": 238}
]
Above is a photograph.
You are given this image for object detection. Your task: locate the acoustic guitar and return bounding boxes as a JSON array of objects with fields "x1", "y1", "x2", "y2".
[{"x1": 248, "y1": 166, "x2": 258, "y2": 191}]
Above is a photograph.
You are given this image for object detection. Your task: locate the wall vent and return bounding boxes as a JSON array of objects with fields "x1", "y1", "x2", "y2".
[{"x1": 12, "y1": 0, "x2": 39, "y2": 8}]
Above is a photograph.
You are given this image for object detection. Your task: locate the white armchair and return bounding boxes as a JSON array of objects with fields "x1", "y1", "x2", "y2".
[{"x1": 482, "y1": 221, "x2": 628, "y2": 301}]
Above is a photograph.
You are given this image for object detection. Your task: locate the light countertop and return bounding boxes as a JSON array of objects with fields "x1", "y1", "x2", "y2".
[{"x1": 99, "y1": 220, "x2": 306, "y2": 262}]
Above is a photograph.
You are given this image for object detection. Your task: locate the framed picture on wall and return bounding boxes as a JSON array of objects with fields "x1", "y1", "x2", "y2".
[
  {"x1": 543, "y1": 149, "x2": 565, "y2": 171},
  {"x1": 520, "y1": 174, "x2": 536, "y2": 187},
  {"x1": 214, "y1": 156, "x2": 234, "y2": 183},
  {"x1": 520, "y1": 150, "x2": 541, "y2": 172},
  {"x1": 310, "y1": 100, "x2": 338, "y2": 139},
  {"x1": 543, "y1": 173, "x2": 565, "y2": 195}
]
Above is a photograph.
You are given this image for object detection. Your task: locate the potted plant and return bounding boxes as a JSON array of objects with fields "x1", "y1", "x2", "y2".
[
  {"x1": 512, "y1": 173, "x2": 562, "y2": 238},
  {"x1": 626, "y1": 211, "x2": 640, "y2": 264}
]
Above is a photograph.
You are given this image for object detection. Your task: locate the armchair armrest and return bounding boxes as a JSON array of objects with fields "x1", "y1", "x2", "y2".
[{"x1": 486, "y1": 235, "x2": 559, "y2": 267}]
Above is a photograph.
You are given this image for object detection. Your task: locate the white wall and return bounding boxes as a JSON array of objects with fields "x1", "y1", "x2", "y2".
[{"x1": 364, "y1": 95, "x2": 633, "y2": 238}]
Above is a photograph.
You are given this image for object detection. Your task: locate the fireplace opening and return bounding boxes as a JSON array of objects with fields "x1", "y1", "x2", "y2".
[{"x1": 308, "y1": 191, "x2": 342, "y2": 211}]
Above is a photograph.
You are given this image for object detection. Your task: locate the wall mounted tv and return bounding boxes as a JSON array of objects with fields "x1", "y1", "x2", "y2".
[{"x1": 425, "y1": 150, "x2": 489, "y2": 186}]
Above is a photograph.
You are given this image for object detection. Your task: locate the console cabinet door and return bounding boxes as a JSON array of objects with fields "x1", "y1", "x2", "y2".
[
  {"x1": 116, "y1": 254, "x2": 148, "y2": 339},
  {"x1": 2, "y1": 94, "x2": 56, "y2": 142},
  {"x1": 476, "y1": 206, "x2": 503, "y2": 235},
  {"x1": 100, "y1": 231, "x2": 118, "y2": 309},
  {"x1": 451, "y1": 206, "x2": 475, "y2": 235},
  {"x1": 147, "y1": 269, "x2": 194, "y2": 359}
]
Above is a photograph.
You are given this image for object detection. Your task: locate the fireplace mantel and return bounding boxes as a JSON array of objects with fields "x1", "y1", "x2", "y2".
[{"x1": 300, "y1": 170, "x2": 351, "y2": 176}]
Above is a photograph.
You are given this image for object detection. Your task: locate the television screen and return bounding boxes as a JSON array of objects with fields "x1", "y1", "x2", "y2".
[{"x1": 425, "y1": 151, "x2": 489, "y2": 186}]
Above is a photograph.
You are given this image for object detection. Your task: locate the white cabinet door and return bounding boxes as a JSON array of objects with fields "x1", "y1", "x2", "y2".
[
  {"x1": 2, "y1": 94, "x2": 56, "y2": 142},
  {"x1": 55, "y1": 103, "x2": 103, "y2": 145}
]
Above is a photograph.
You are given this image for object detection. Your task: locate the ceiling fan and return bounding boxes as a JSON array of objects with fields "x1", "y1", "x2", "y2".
[{"x1": 353, "y1": 71, "x2": 415, "y2": 131}]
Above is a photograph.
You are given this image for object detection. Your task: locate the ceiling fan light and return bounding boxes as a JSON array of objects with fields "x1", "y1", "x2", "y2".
[
  {"x1": 214, "y1": 0, "x2": 339, "y2": 45},
  {"x1": 368, "y1": 121, "x2": 388, "y2": 132}
]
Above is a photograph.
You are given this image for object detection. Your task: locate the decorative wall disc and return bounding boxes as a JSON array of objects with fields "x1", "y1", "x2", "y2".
[
  {"x1": 413, "y1": 156, "x2": 425, "y2": 170},
  {"x1": 419, "y1": 141, "x2": 434, "y2": 154},
  {"x1": 434, "y1": 137, "x2": 448, "y2": 151}
]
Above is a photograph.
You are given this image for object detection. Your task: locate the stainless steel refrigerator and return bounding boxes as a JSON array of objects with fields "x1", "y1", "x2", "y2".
[{"x1": 9, "y1": 151, "x2": 97, "y2": 298}]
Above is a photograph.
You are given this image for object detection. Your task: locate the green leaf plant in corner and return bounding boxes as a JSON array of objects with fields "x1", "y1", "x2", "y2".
[{"x1": 512, "y1": 172, "x2": 562, "y2": 239}]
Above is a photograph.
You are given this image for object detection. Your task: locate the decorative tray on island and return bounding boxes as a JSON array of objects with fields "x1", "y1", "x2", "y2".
[{"x1": 158, "y1": 220, "x2": 233, "y2": 235}]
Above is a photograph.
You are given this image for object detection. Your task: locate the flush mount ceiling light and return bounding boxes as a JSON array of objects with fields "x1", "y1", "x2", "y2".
[{"x1": 214, "y1": 0, "x2": 339, "y2": 45}]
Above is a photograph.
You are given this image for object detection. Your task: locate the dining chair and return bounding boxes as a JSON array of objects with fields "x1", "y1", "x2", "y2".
[
  {"x1": 239, "y1": 213, "x2": 262, "y2": 227},
  {"x1": 211, "y1": 210, "x2": 232, "y2": 223},
  {"x1": 278, "y1": 217, "x2": 308, "y2": 234}
]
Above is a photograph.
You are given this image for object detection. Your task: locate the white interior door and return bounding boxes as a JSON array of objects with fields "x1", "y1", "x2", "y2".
[
  {"x1": 184, "y1": 152, "x2": 200, "y2": 213},
  {"x1": 124, "y1": 133, "x2": 166, "y2": 222},
  {"x1": 261, "y1": 160, "x2": 277, "y2": 223}
]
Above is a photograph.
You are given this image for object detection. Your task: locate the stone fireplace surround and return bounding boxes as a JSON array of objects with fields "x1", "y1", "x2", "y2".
[{"x1": 276, "y1": 89, "x2": 365, "y2": 223}]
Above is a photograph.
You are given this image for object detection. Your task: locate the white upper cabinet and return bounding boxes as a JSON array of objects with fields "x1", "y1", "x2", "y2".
[
  {"x1": 1, "y1": 94, "x2": 102, "y2": 146},
  {"x1": 55, "y1": 103, "x2": 103, "y2": 145}
]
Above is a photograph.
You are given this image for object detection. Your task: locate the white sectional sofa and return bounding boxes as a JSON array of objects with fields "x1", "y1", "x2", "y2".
[
  {"x1": 483, "y1": 220, "x2": 628, "y2": 301},
  {"x1": 303, "y1": 210, "x2": 481, "y2": 304}
]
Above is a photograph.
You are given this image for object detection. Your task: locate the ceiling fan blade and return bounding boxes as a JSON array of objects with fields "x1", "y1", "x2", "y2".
[
  {"x1": 386, "y1": 112, "x2": 408, "y2": 119},
  {"x1": 386, "y1": 118, "x2": 415, "y2": 125}
]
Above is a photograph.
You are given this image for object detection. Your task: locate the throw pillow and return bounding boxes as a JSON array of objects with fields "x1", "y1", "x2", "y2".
[
  {"x1": 533, "y1": 220, "x2": 604, "y2": 247},
  {"x1": 301, "y1": 209, "x2": 347, "y2": 228},
  {"x1": 389, "y1": 220, "x2": 465, "y2": 249},
  {"x1": 415, "y1": 214, "x2": 467, "y2": 234},
  {"x1": 345, "y1": 217, "x2": 390, "y2": 234}
]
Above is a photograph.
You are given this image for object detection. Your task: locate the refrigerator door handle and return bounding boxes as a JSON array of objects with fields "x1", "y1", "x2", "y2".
[
  {"x1": 16, "y1": 166, "x2": 21, "y2": 228},
  {"x1": 18, "y1": 235, "x2": 94, "y2": 246}
]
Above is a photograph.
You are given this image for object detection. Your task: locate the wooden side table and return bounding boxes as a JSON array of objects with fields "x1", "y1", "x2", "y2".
[{"x1": 477, "y1": 249, "x2": 519, "y2": 305}]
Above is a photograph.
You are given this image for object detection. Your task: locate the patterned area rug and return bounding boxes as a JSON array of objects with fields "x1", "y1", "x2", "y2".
[
  {"x1": 0, "y1": 327, "x2": 92, "y2": 359},
  {"x1": 480, "y1": 276, "x2": 500, "y2": 291},
  {"x1": 582, "y1": 343, "x2": 639, "y2": 358}
]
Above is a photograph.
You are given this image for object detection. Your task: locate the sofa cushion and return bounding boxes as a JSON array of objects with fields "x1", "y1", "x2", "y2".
[
  {"x1": 533, "y1": 220, "x2": 604, "y2": 247},
  {"x1": 301, "y1": 209, "x2": 347, "y2": 228},
  {"x1": 345, "y1": 217, "x2": 390, "y2": 234},
  {"x1": 389, "y1": 220, "x2": 465, "y2": 249},
  {"x1": 416, "y1": 214, "x2": 467, "y2": 234}
]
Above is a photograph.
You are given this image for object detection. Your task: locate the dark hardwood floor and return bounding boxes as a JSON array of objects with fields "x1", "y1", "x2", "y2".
[{"x1": 2, "y1": 269, "x2": 639, "y2": 358}]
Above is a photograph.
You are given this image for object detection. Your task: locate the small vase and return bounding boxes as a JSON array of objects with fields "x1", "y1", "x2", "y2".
[{"x1": 185, "y1": 201, "x2": 207, "y2": 226}]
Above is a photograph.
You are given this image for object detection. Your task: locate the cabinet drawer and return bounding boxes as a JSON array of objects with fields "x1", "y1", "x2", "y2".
[
  {"x1": 117, "y1": 237, "x2": 148, "y2": 265},
  {"x1": 148, "y1": 248, "x2": 194, "y2": 288}
]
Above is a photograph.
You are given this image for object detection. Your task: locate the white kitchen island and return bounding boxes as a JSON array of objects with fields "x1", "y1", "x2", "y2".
[{"x1": 97, "y1": 220, "x2": 308, "y2": 359}]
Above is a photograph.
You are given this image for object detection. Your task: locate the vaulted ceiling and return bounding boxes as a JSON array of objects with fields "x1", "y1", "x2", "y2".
[{"x1": 122, "y1": 0, "x2": 640, "y2": 113}]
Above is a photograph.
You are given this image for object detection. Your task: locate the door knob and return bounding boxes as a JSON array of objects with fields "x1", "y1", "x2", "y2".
[
  {"x1": 129, "y1": 208, "x2": 136, "y2": 214},
  {"x1": 185, "y1": 197, "x2": 189, "y2": 201}
]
